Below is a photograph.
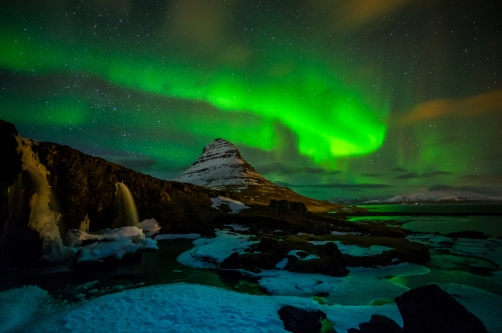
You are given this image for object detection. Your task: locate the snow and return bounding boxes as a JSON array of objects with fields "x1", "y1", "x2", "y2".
[
  {"x1": 138, "y1": 218, "x2": 161, "y2": 237},
  {"x1": 276, "y1": 258, "x2": 288, "y2": 269},
  {"x1": 253, "y1": 263, "x2": 430, "y2": 305},
  {"x1": 211, "y1": 196, "x2": 249, "y2": 213},
  {"x1": 386, "y1": 190, "x2": 502, "y2": 203},
  {"x1": 177, "y1": 230, "x2": 259, "y2": 268},
  {"x1": 224, "y1": 224, "x2": 249, "y2": 231},
  {"x1": 154, "y1": 233, "x2": 201, "y2": 240},
  {"x1": 310, "y1": 240, "x2": 392, "y2": 256},
  {"x1": 67, "y1": 226, "x2": 158, "y2": 263},
  {"x1": 287, "y1": 250, "x2": 320, "y2": 260},
  {"x1": 174, "y1": 138, "x2": 271, "y2": 189},
  {"x1": 330, "y1": 230, "x2": 362, "y2": 236},
  {"x1": 5, "y1": 281, "x2": 500, "y2": 333}
]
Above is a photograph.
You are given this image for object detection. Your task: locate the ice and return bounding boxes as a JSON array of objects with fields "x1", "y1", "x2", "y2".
[
  {"x1": 138, "y1": 218, "x2": 161, "y2": 237},
  {"x1": 275, "y1": 258, "x2": 288, "y2": 269},
  {"x1": 440, "y1": 284, "x2": 502, "y2": 333},
  {"x1": 330, "y1": 231, "x2": 362, "y2": 236},
  {"x1": 177, "y1": 230, "x2": 259, "y2": 268},
  {"x1": 224, "y1": 224, "x2": 249, "y2": 231},
  {"x1": 68, "y1": 226, "x2": 158, "y2": 263},
  {"x1": 287, "y1": 250, "x2": 320, "y2": 260},
  {"x1": 154, "y1": 233, "x2": 201, "y2": 240},
  {"x1": 310, "y1": 240, "x2": 392, "y2": 256},
  {"x1": 211, "y1": 196, "x2": 249, "y2": 214},
  {"x1": 253, "y1": 263, "x2": 430, "y2": 305},
  {"x1": 76, "y1": 239, "x2": 141, "y2": 262},
  {"x1": 323, "y1": 304, "x2": 402, "y2": 332}
]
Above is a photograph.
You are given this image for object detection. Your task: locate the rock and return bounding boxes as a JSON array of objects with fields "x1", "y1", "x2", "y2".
[
  {"x1": 395, "y1": 284, "x2": 487, "y2": 333},
  {"x1": 269, "y1": 199, "x2": 308, "y2": 214},
  {"x1": 444, "y1": 231, "x2": 487, "y2": 239},
  {"x1": 257, "y1": 237, "x2": 279, "y2": 252},
  {"x1": 219, "y1": 252, "x2": 240, "y2": 269},
  {"x1": 348, "y1": 314, "x2": 402, "y2": 333},
  {"x1": 278, "y1": 305, "x2": 326, "y2": 333},
  {"x1": 287, "y1": 242, "x2": 348, "y2": 277}
]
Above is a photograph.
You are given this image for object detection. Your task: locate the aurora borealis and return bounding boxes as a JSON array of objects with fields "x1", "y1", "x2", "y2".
[{"x1": 1, "y1": 0, "x2": 501, "y2": 199}]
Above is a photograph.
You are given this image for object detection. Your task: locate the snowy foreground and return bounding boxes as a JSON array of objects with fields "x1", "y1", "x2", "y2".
[
  {"x1": 1, "y1": 281, "x2": 501, "y2": 333},
  {"x1": 2, "y1": 228, "x2": 502, "y2": 332}
]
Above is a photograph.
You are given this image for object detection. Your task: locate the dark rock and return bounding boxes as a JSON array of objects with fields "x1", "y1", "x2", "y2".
[
  {"x1": 269, "y1": 199, "x2": 308, "y2": 215},
  {"x1": 444, "y1": 230, "x2": 487, "y2": 239},
  {"x1": 219, "y1": 252, "x2": 241, "y2": 269},
  {"x1": 348, "y1": 314, "x2": 402, "y2": 333},
  {"x1": 287, "y1": 242, "x2": 348, "y2": 276},
  {"x1": 395, "y1": 284, "x2": 487, "y2": 333},
  {"x1": 314, "y1": 292, "x2": 329, "y2": 297},
  {"x1": 257, "y1": 237, "x2": 279, "y2": 252},
  {"x1": 278, "y1": 305, "x2": 326, "y2": 333}
]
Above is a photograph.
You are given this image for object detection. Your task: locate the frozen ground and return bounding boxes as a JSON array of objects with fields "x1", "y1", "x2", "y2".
[{"x1": 211, "y1": 196, "x2": 250, "y2": 213}]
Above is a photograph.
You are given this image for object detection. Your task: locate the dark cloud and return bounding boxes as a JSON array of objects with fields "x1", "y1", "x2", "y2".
[
  {"x1": 255, "y1": 162, "x2": 341, "y2": 176},
  {"x1": 429, "y1": 184, "x2": 502, "y2": 196},
  {"x1": 394, "y1": 171, "x2": 452, "y2": 179},
  {"x1": 361, "y1": 173, "x2": 383, "y2": 177},
  {"x1": 275, "y1": 181, "x2": 391, "y2": 190},
  {"x1": 394, "y1": 172, "x2": 419, "y2": 179},
  {"x1": 460, "y1": 174, "x2": 502, "y2": 185}
]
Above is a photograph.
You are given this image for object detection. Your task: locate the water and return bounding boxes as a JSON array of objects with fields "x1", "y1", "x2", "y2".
[
  {"x1": 349, "y1": 204, "x2": 502, "y2": 237},
  {"x1": 114, "y1": 182, "x2": 139, "y2": 228}
]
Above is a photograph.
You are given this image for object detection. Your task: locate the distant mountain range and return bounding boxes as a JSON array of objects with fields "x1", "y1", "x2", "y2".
[{"x1": 362, "y1": 190, "x2": 502, "y2": 203}]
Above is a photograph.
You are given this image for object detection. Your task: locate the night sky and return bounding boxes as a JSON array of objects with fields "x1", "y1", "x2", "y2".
[{"x1": 1, "y1": 0, "x2": 501, "y2": 200}]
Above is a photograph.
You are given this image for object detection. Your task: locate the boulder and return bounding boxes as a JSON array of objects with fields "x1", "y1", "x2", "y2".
[
  {"x1": 395, "y1": 284, "x2": 487, "y2": 333},
  {"x1": 348, "y1": 314, "x2": 402, "y2": 333},
  {"x1": 278, "y1": 305, "x2": 326, "y2": 333},
  {"x1": 219, "y1": 252, "x2": 241, "y2": 269}
]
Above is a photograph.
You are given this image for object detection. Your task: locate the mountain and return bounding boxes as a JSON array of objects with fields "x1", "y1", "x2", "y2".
[
  {"x1": 368, "y1": 190, "x2": 502, "y2": 203},
  {"x1": 174, "y1": 138, "x2": 276, "y2": 189},
  {"x1": 175, "y1": 138, "x2": 339, "y2": 212}
]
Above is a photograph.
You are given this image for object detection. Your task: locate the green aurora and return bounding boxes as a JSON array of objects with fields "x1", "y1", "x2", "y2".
[{"x1": 0, "y1": 0, "x2": 501, "y2": 199}]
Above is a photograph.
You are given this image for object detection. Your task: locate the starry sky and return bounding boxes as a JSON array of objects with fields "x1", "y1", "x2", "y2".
[{"x1": 1, "y1": 0, "x2": 501, "y2": 200}]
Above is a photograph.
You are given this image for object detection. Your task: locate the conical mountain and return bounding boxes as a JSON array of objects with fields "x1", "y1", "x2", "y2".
[
  {"x1": 174, "y1": 138, "x2": 339, "y2": 212},
  {"x1": 174, "y1": 138, "x2": 275, "y2": 190}
]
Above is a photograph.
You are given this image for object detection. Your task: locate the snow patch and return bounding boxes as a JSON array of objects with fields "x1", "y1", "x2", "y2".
[
  {"x1": 177, "y1": 230, "x2": 258, "y2": 268},
  {"x1": 211, "y1": 196, "x2": 249, "y2": 214},
  {"x1": 154, "y1": 233, "x2": 201, "y2": 241},
  {"x1": 310, "y1": 240, "x2": 392, "y2": 256}
]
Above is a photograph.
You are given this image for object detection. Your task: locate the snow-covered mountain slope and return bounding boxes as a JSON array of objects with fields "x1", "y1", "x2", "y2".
[
  {"x1": 386, "y1": 190, "x2": 502, "y2": 203},
  {"x1": 174, "y1": 138, "x2": 276, "y2": 190}
]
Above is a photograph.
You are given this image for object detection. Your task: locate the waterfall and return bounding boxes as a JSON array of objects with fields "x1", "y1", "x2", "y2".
[
  {"x1": 0, "y1": 137, "x2": 73, "y2": 265},
  {"x1": 113, "y1": 182, "x2": 139, "y2": 228}
]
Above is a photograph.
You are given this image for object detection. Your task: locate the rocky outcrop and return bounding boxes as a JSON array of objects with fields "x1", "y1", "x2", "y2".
[
  {"x1": 278, "y1": 306, "x2": 327, "y2": 333},
  {"x1": 0, "y1": 121, "x2": 227, "y2": 267},
  {"x1": 395, "y1": 284, "x2": 487, "y2": 333}
]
